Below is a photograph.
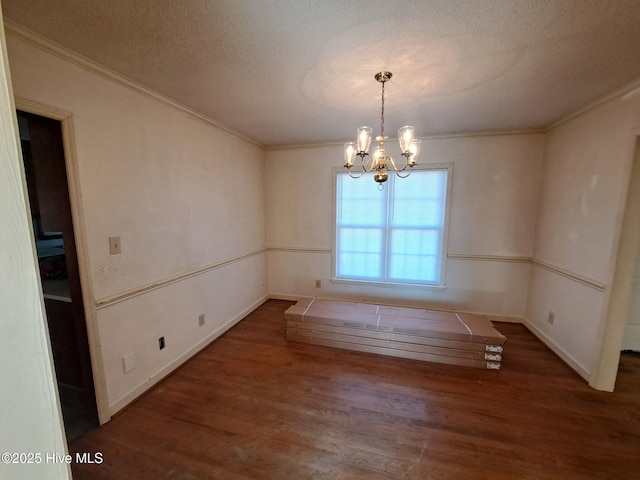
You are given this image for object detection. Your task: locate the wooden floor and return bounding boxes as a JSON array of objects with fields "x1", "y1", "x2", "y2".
[{"x1": 70, "y1": 300, "x2": 640, "y2": 479}]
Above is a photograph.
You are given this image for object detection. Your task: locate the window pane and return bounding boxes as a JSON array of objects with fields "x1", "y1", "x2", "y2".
[
  {"x1": 336, "y1": 228, "x2": 383, "y2": 279},
  {"x1": 392, "y1": 170, "x2": 447, "y2": 227},
  {"x1": 338, "y1": 252, "x2": 382, "y2": 279},
  {"x1": 389, "y1": 229, "x2": 441, "y2": 283},
  {"x1": 339, "y1": 227, "x2": 383, "y2": 253},
  {"x1": 389, "y1": 253, "x2": 440, "y2": 283},
  {"x1": 390, "y1": 229, "x2": 441, "y2": 255},
  {"x1": 338, "y1": 173, "x2": 386, "y2": 226},
  {"x1": 393, "y1": 199, "x2": 444, "y2": 227}
]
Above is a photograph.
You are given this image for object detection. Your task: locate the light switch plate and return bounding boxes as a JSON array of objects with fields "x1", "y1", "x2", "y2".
[{"x1": 109, "y1": 236, "x2": 122, "y2": 255}]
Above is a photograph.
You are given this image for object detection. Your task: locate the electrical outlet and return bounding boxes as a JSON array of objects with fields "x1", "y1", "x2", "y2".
[
  {"x1": 159, "y1": 336, "x2": 165, "y2": 350},
  {"x1": 198, "y1": 314, "x2": 205, "y2": 326},
  {"x1": 109, "y1": 236, "x2": 122, "y2": 255},
  {"x1": 547, "y1": 311, "x2": 555, "y2": 325},
  {"x1": 315, "y1": 279, "x2": 321, "y2": 288}
]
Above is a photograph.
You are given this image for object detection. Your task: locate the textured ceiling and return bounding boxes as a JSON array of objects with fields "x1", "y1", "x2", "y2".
[{"x1": 3, "y1": 0, "x2": 640, "y2": 147}]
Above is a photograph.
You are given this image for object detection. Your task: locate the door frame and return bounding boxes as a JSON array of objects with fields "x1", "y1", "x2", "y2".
[
  {"x1": 15, "y1": 96, "x2": 110, "y2": 424},
  {"x1": 590, "y1": 132, "x2": 640, "y2": 391}
]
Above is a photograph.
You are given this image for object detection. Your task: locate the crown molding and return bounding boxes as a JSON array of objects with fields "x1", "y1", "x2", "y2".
[
  {"x1": 3, "y1": 19, "x2": 264, "y2": 149},
  {"x1": 266, "y1": 128, "x2": 545, "y2": 151},
  {"x1": 546, "y1": 76, "x2": 640, "y2": 132}
]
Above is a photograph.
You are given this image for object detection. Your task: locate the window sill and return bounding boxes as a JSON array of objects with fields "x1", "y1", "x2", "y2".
[{"x1": 330, "y1": 277, "x2": 446, "y2": 291}]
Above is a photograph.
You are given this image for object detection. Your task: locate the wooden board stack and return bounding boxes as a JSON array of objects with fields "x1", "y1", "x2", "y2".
[{"x1": 285, "y1": 299, "x2": 507, "y2": 370}]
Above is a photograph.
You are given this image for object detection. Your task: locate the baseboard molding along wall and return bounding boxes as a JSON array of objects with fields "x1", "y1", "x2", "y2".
[
  {"x1": 108, "y1": 294, "x2": 270, "y2": 415},
  {"x1": 109, "y1": 292, "x2": 591, "y2": 416},
  {"x1": 523, "y1": 317, "x2": 591, "y2": 382}
]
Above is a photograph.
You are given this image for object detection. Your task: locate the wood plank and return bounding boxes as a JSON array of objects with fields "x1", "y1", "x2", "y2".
[
  {"x1": 285, "y1": 300, "x2": 507, "y2": 344},
  {"x1": 285, "y1": 300, "x2": 505, "y2": 365},
  {"x1": 286, "y1": 326, "x2": 502, "y2": 361},
  {"x1": 69, "y1": 300, "x2": 640, "y2": 480},
  {"x1": 287, "y1": 332, "x2": 501, "y2": 369},
  {"x1": 286, "y1": 319, "x2": 504, "y2": 354}
]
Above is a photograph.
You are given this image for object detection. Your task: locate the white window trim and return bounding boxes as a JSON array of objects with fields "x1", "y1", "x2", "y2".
[{"x1": 331, "y1": 162, "x2": 454, "y2": 289}]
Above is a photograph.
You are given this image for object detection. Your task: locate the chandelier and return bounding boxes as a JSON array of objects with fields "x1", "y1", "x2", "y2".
[{"x1": 344, "y1": 71, "x2": 421, "y2": 186}]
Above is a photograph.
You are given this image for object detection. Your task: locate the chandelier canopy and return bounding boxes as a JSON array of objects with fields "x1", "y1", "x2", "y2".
[{"x1": 344, "y1": 71, "x2": 421, "y2": 185}]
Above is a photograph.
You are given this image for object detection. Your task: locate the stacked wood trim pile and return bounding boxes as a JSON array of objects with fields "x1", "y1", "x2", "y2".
[{"x1": 285, "y1": 299, "x2": 507, "y2": 370}]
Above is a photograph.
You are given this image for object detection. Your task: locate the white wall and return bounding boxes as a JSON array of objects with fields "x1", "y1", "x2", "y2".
[
  {"x1": 6, "y1": 31, "x2": 268, "y2": 416},
  {"x1": 266, "y1": 134, "x2": 543, "y2": 318},
  {"x1": 0, "y1": 11, "x2": 70, "y2": 479},
  {"x1": 526, "y1": 91, "x2": 640, "y2": 385},
  {"x1": 5, "y1": 17, "x2": 639, "y2": 427}
]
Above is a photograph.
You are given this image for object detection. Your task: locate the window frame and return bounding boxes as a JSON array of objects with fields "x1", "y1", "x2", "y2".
[{"x1": 331, "y1": 163, "x2": 453, "y2": 290}]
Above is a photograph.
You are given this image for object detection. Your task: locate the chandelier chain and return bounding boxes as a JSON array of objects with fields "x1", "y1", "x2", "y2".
[{"x1": 380, "y1": 79, "x2": 385, "y2": 141}]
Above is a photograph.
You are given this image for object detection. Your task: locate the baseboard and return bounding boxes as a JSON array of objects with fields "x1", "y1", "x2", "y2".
[
  {"x1": 268, "y1": 293, "x2": 303, "y2": 302},
  {"x1": 108, "y1": 294, "x2": 269, "y2": 415},
  {"x1": 486, "y1": 314, "x2": 522, "y2": 324},
  {"x1": 523, "y1": 318, "x2": 591, "y2": 381},
  {"x1": 108, "y1": 292, "x2": 528, "y2": 415}
]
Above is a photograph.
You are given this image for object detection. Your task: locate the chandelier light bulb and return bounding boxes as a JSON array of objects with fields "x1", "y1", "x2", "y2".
[
  {"x1": 408, "y1": 139, "x2": 422, "y2": 165},
  {"x1": 344, "y1": 142, "x2": 357, "y2": 167},
  {"x1": 398, "y1": 126, "x2": 415, "y2": 154},
  {"x1": 372, "y1": 145, "x2": 384, "y2": 166},
  {"x1": 357, "y1": 127, "x2": 373, "y2": 154}
]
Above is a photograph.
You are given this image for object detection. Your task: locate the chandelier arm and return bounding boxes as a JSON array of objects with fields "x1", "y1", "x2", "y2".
[
  {"x1": 387, "y1": 155, "x2": 399, "y2": 172},
  {"x1": 395, "y1": 166, "x2": 415, "y2": 178},
  {"x1": 396, "y1": 162, "x2": 411, "y2": 173},
  {"x1": 346, "y1": 167, "x2": 365, "y2": 179},
  {"x1": 363, "y1": 155, "x2": 376, "y2": 172}
]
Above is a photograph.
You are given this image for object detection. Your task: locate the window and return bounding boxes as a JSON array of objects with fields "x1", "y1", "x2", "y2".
[{"x1": 333, "y1": 165, "x2": 451, "y2": 286}]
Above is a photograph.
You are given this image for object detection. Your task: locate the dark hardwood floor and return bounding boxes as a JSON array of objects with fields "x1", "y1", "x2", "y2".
[{"x1": 70, "y1": 299, "x2": 640, "y2": 479}]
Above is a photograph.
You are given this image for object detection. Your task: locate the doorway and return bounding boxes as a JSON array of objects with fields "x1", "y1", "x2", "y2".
[
  {"x1": 17, "y1": 110, "x2": 99, "y2": 440},
  {"x1": 618, "y1": 137, "x2": 640, "y2": 381},
  {"x1": 621, "y1": 242, "x2": 640, "y2": 352}
]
